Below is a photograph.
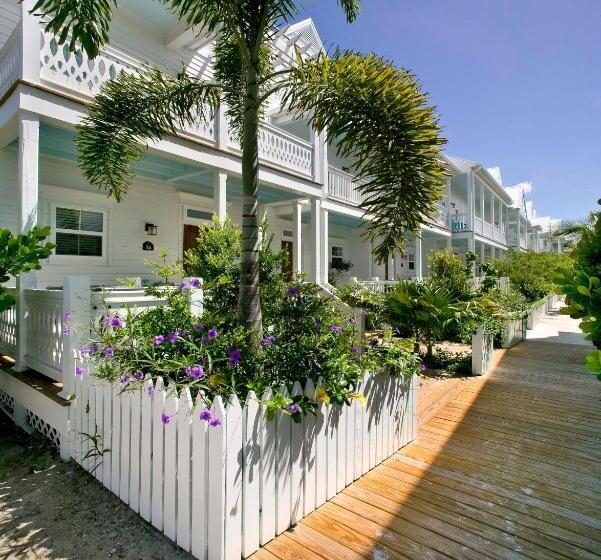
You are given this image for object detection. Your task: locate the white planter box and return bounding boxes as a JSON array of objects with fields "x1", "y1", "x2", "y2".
[
  {"x1": 527, "y1": 299, "x2": 547, "y2": 330},
  {"x1": 472, "y1": 328, "x2": 494, "y2": 376},
  {"x1": 501, "y1": 317, "x2": 526, "y2": 349}
]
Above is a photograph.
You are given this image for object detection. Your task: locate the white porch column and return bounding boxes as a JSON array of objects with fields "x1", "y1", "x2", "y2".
[
  {"x1": 292, "y1": 201, "x2": 303, "y2": 273},
  {"x1": 21, "y1": 0, "x2": 41, "y2": 83},
  {"x1": 414, "y1": 235, "x2": 423, "y2": 279},
  {"x1": 480, "y1": 185, "x2": 485, "y2": 222},
  {"x1": 480, "y1": 241, "x2": 485, "y2": 263},
  {"x1": 215, "y1": 104, "x2": 229, "y2": 150},
  {"x1": 309, "y1": 198, "x2": 321, "y2": 283},
  {"x1": 311, "y1": 129, "x2": 328, "y2": 188},
  {"x1": 320, "y1": 208, "x2": 329, "y2": 285},
  {"x1": 213, "y1": 171, "x2": 227, "y2": 221},
  {"x1": 14, "y1": 112, "x2": 39, "y2": 372},
  {"x1": 491, "y1": 195, "x2": 496, "y2": 228},
  {"x1": 467, "y1": 172, "x2": 475, "y2": 229}
]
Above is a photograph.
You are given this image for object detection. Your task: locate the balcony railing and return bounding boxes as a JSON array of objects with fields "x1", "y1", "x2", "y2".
[
  {"x1": 451, "y1": 213, "x2": 471, "y2": 232},
  {"x1": 327, "y1": 166, "x2": 367, "y2": 205},
  {"x1": 0, "y1": 20, "x2": 316, "y2": 180}
]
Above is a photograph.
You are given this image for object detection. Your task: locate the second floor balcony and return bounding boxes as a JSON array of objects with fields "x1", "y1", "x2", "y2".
[{"x1": 451, "y1": 213, "x2": 508, "y2": 244}]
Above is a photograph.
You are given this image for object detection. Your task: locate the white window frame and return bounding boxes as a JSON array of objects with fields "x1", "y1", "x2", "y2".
[
  {"x1": 50, "y1": 202, "x2": 108, "y2": 264},
  {"x1": 331, "y1": 244, "x2": 344, "y2": 265}
]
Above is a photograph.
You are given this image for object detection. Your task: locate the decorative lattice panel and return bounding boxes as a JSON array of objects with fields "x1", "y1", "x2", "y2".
[
  {"x1": 26, "y1": 410, "x2": 61, "y2": 449},
  {"x1": 0, "y1": 388, "x2": 14, "y2": 415}
]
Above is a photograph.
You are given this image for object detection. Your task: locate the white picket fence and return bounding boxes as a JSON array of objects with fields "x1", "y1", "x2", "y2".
[
  {"x1": 501, "y1": 317, "x2": 526, "y2": 349},
  {"x1": 68, "y1": 367, "x2": 417, "y2": 559},
  {"x1": 471, "y1": 328, "x2": 494, "y2": 376},
  {"x1": 527, "y1": 298, "x2": 548, "y2": 330}
]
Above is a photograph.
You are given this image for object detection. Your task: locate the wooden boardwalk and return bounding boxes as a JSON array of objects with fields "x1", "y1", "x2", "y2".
[{"x1": 252, "y1": 329, "x2": 601, "y2": 558}]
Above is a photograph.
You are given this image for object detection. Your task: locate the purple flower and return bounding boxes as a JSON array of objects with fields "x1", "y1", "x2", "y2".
[
  {"x1": 186, "y1": 365, "x2": 204, "y2": 380},
  {"x1": 154, "y1": 335, "x2": 165, "y2": 345},
  {"x1": 80, "y1": 342, "x2": 99, "y2": 356},
  {"x1": 287, "y1": 287, "x2": 299, "y2": 298},
  {"x1": 104, "y1": 347, "x2": 115, "y2": 358},
  {"x1": 353, "y1": 346, "x2": 364, "y2": 355},
  {"x1": 199, "y1": 409, "x2": 212, "y2": 422},
  {"x1": 75, "y1": 366, "x2": 84, "y2": 376},
  {"x1": 120, "y1": 374, "x2": 130, "y2": 385},
  {"x1": 289, "y1": 403, "x2": 300, "y2": 414},
  {"x1": 208, "y1": 328, "x2": 218, "y2": 340},
  {"x1": 189, "y1": 278, "x2": 201, "y2": 288},
  {"x1": 64, "y1": 312, "x2": 72, "y2": 322},
  {"x1": 67, "y1": 469, "x2": 76, "y2": 481},
  {"x1": 161, "y1": 412, "x2": 171, "y2": 425},
  {"x1": 260, "y1": 335, "x2": 276, "y2": 347},
  {"x1": 147, "y1": 385, "x2": 155, "y2": 397},
  {"x1": 179, "y1": 281, "x2": 190, "y2": 291},
  {"x1": 193, "y1": 323, "x2": 204, "y2": 332},
  {"x1": 420, "y1": 363, "x2": 427, "y2": 372},
  {"x1": 133, "y1": 370, "x2": 144, "y2": 381},
  {"x1": 349, "y1": 316, "x2": 357, "y2": 325},
  {"x1": 330, "y1": 325, "x2": 343, "y2": 334},
  {"x1": 358, "y1": 308, "x2": 366, "y2": 316},
  {"x1": 228, "y1": 347, "x2": 242, "y2": 366},
  {"x1": 63, "y1": 325, "x2": 72, "y2": 336},
  {"x1": 167, "y1": 330, "x2": 180, "y2": 343},
  {"x1": 209, "y1": 418, "x2": 222, "y2": 427},
  {"x1": 111, "y1": 315, "x2": 123, "y2": 328},
  {"x1": 101, "y1": 315, "x2": 112, "y2": 326}
]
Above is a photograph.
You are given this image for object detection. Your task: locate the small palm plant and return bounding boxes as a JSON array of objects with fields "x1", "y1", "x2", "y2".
[
  {"x1": 31, "y1": 0, "x2": 447, "y2": 344},
  {"x1": 387, "y1": 280, "x2": 475, "y2": 359}
]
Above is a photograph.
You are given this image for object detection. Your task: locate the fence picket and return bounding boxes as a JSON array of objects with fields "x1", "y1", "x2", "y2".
[
  {"x1": 151, "y1": 377, "x2": 165, "y2": 531},
  {"x1": 191, "y1": 397, "x2": 208, "y2": 559},
  {"x1": 177, "y1": 388, "x2": 193, "y2": 551},
  {"x1": 110, "y1": 383, "x2": 121, "y2": 495},
  {"x1": 102, "y1": 382, "x2": 113, "y2": 489},
  {"x1": 314, "y1": 379, "x2": 327, "y2": 507},
  {"x1": 326, "y1": 405, "x2": 337, "y2": 500},
  {"x1": 139, "y1": 378, "x2": 153, "y2": 522},
  {"x1": 74, "y1": 369, "x2": 82, "y2": 466},
  {"x1": 94, "y1": 380, "x2": 104, "y2": 482},
  {"x1": 353, "y1": 379, "x2": 364, "y2": 480},
  {"x1": 259, "y1": 388, "x2": 276, "y2": 545},
  {"x1": 336, "y1": 402, "x2": 346, "y2": 493},
  {"x1": 275, "y1": 387, "x2": 291, "y2": 535},
  {"x1": 345, "y1": 391, "x2": 355, "y2": 486},
  {"x1": 119, "y1": 390, "x2": 131, "y2": 502},
  {"x1": 225, "y1": 395, "x2": 243, "y2": 560},
  {"x1": 129, "y1": 386, "x2": 142, "y2": 512},
  {"x1": 290, "y1": 382, "x2": 304, "y2": 525},
  {"x1": 207, "y1": 397, "x2": 226, "y2": 559},
  {"x1": 85, "y1": 377, "x2": 96, "y2": 474},
  {"x1": 242, "y1": 392, "x2": 260, "y2": 557},
  {"x1": 163, "y1": 392, "x2": 178, "y2": 541},
  {"x1": 303, "y1": 380, "x2": 317, "y2": 516}
]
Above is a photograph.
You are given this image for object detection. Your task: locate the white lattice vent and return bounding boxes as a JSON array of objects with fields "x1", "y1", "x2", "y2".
[
  {"x1": 26, "y1": 410, "x2": 61, "y2": 449},
  {"x1": 0, "y1": 388, "x2": 14, "y2": 415}
]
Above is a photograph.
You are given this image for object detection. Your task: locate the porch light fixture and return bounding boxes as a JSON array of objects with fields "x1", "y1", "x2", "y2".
[{"x1": 145, "y1": 223, "x2": 158, "y2": 236}]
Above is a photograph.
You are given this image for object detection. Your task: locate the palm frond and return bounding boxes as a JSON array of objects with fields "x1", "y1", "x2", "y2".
[
  {"x1": 283, "y1": 50, "x2": 447, "y2": 262},
  {"x1": 76, "y1": 68, "x2": 221, "y2": 200}
]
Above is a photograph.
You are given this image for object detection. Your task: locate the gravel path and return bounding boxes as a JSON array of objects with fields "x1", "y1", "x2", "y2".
[{"x1": 0, "y1": 414, "x2": 192, "y2": 560}]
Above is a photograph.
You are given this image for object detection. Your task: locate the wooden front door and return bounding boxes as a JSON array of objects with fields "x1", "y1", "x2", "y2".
[
  {"x1": 183, "y1": 224, "x2": 200, "y2": 270},
  {"x1": 281, "y1": 240, "x2": 293, "y2": 279}
]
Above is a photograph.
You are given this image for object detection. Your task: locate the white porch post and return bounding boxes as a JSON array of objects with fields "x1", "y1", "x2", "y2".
[
  {"x1": 292, "y1": 201, "x2": 303, "y2": 273},
  {"x1": 414, "y1": 234, "x2": 423, "y2": 279},
  {"x1": 311, "y1": 129, "x2": 328, "y2": 188},
  {"x1": 20, "y1": 0, "x2": 41, "y2": 83},
  {"x1": 215, "y1": 104, "x2": 229, "y2": 150},
  {"x1": 14, "y1": 112, "x2": 39, "y2": 373},
  {"x1": 491, "y1": 195, "x2": 495, "y2": 228},
  {"x1": 213, "y1": 171, "x2": 227, "y2": 221},
  {"x1": 480, "y1": 185, "x2": 485, "y2": 223},
  {"x1": 480, "y1": 241, "x2": 485, "y2": 263},
  {"x1": 309, "y1": 198, "x2": 321, "y2": 283},
  {"x1": 320, "y1": 208, "x2": 329, "y2": 285},
  {"x1": 467, "y1": 172, "x2": 475, "y2": 229}
]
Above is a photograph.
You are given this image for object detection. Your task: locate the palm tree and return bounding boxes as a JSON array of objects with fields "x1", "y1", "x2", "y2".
[{"x1": 31, "y1": 0, "x2": 447, "y2": 343}]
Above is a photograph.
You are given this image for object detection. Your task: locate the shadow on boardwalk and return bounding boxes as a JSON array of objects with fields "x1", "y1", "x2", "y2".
[{"x1": 253, "y1": 315, "x2": 601, "y2": 560}]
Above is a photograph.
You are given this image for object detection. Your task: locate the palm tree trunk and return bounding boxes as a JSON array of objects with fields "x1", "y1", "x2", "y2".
[{"x1": 239, "y1": 63, "x2": 263, "y2": 342}]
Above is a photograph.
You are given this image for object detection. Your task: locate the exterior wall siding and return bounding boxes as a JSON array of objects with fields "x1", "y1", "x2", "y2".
[{"x1": 0, "y1": 0, "x2": 19, "y2": 51}]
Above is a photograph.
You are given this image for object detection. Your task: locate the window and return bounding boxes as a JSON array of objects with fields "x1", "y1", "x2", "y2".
[
  {"x1": 54, "y1": 206, "x2": 105, "y2": 257},
  {"x1": 331, "y1": 245, "x2": 344, "y2": 265},
  {"x1": 186, "y1": 208, "x2": 213, "y2": 221}
]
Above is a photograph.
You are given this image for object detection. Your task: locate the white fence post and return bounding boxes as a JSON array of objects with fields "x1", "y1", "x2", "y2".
[
  {"x1": 472, "y1": 328, "x2": 493, "y2": 376},
  {"x1": 59, "y1": 276, "x2": 91, "y2": 400}
]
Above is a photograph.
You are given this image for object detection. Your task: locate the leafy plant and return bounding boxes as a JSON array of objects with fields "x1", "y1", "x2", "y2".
[
  {"x1": 428, "y1": 249, "x2": 473, "y2": 299},
  {"x1": 337, "y1": 281, "x2": 387, "y2": 331},
  {"x1": 33, "y1": 0, "x2": 447, "y2": 341},
  {"x1": 387, "y1": 280, "x2": 478, "y2": 359},
  {"x1": 423, "y1": 348, "x2": 471, "y2": 377},
  {"x1": 0, "y1": 226, "x2": 55, "y2": 312},
  {"x1": 479, "y1": 262, "x2": 500, "y2": 293}
]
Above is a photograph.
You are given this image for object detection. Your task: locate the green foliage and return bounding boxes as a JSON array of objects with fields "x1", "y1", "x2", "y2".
[
  {"x1": 567, "y1": 203, "x2": 601, "y2": 276},
  {"x1": 496, "y1": 250, "x2": 572, "y2": 302},
  {"x1": 336, "y1": 281, "x2": 386, "y2": 330},
  {"x1": 386, "y1": 279, "x2": 478, "y2": 359},
  {"x1": 428, "y1": 249, "x2": 473, "y2": 299},
  {"x1": 144, "y1": 247, "x2": 185, "y2": 285},
  {"x1": 0, "y1": 226, "x2": 55, "y2": 312},
  {"x1": 423, "y1": 349, "x2": 472, "y2": 377},
  {"x1": 184, "y1": 218, "x2": 288, "y2": 328},
  {"x1": 479, "y1": 262, "x2": 500, "y2": 293}
]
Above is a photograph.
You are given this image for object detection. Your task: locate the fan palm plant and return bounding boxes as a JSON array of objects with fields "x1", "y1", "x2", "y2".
[{"x1": 30, "y1": 0, "x2": 447, "y2": 343}]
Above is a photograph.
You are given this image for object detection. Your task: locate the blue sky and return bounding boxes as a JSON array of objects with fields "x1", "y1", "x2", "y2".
[{"x1": 297, "y1": 0, "x2": 601, "y2": 220}]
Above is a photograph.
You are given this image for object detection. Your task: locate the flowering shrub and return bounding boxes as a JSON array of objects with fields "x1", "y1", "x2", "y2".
[{"x1": 78, "y1": 277, "x2": 420, "y2": 421}]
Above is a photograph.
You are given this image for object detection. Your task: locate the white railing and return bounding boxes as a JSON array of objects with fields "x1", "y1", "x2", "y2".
[
  {"x1": 507, "y1": 233, "x2": 518, "y2": 246},
  {"x1": 482, "y1": 221, "x2": 493, "y2": 239},
  {"x1": 0, "y1": 288, "x2": 17, "y2": 358},
  {"x1": 23, "y1": 288, "x2": 65, "y2": 382},
  {"x1": 493, "y1": 227, "x2": 507, "y2": 244},
  {"x1": 451, "y1": 213, "x2": 471, "y2": 232},
  {"x1": 68, "y1": 366, "x2": 417, "y2": 559},
  {"x1": 356, "y1": 279, "x2": 399, "y2": 293},
  {"x1": 227, "y1": 123, "x2": 314, "y2": 178},
  {"x1": 0, "y1": 26, "x2": 21, "y2": 101},
  {"x1": 327, "y1": 166, "x2": 367, "y2": 205},
  {"x1": 38, "y1": 28, "x2": 217, "y2": 144},
  {"x1": 474, "y1": 216, "x2": 483, "y2": 235},
  {"x1": 527, "y1": 298, "x2": 547, "y2": 330}
]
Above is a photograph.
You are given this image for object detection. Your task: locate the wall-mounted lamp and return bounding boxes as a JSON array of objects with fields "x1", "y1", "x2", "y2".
[{"x1": 145, "y1": 223, "x2": 158, "y2": 236}]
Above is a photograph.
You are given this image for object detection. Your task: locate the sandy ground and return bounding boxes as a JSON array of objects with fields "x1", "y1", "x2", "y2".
[{"x1": 0, "y1": 414, "x2": 192, "y2": 560}]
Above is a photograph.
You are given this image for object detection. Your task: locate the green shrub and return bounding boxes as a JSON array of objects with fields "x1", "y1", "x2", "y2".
[
  {"x1": 428, "y1": 249, "x2": 473, "y2": 298},
  {"x1": 336, "y1": 281, "x2": 387, "y2": 331},
  {"x1": 423, "y1": 348, "x2": 471, "y2": 377}
]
